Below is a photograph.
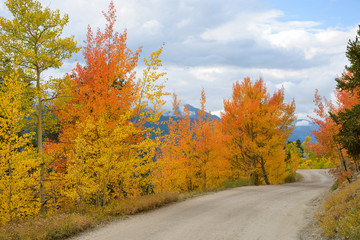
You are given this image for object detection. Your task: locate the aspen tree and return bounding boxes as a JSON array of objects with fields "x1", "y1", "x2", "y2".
[
  {"x1": 0, "y1": 0, "x2": 79, "y2": 213},
  {"x1": 0, "y1": 71, "x2": 38, "y2": 224}
]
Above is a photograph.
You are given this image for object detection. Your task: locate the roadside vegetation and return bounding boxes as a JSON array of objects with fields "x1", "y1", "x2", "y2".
[
  {"x1": 0, "y1": 192, "x2": 179, "y2": 240},
  {"x1": 316, "y1": 178, "x2": 360, "y2": 240},
  {"x1": 0, "y1": 0, "x2": 298, "y2": 233},
  {"x1": 304, "y1": 19, "x2": 360, "y2": 240},
  {"x1": 282, "y1": 19, "x2": 360, "y2": 240},
  {"x1": 1, "y1": 0, "x2": 360, "y2": 239}
]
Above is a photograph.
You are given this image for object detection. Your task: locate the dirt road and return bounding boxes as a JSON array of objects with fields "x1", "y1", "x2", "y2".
[{"x1": 71, "y1": 169, "x2": 332, "y2": 240}]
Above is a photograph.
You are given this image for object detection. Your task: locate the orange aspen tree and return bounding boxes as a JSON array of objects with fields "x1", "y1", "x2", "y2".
[
  {"x1": 204, "y1": 121, "x2": 232, "y2": 187},
  {"x1": 308, "y1": 90, "x2": 341, "y2": 163},
  {"x1": 193, "y1": 89, "x2": 212, "y2": 190},
  {"x1": 221, "y1": 77, "x2": 295, "y2": 185},
  {"x1": 52, "y1": 2, "x2": 167, "y2": 206},
  {"x1": 52, "y1": 2, "x2": 140, "y2": 207},
  {"x1": 193, "y1": 89, "x2": 230, "y2": 190},
  {"x1": 309, "y1": 82, "x2": 359, "y2": 182},
  {"x1": 156, "y1": 91, "x2": 231, "y2": 192},
  {"x1": 174, "y1": 105, "x2": 196, "y2": 191}
]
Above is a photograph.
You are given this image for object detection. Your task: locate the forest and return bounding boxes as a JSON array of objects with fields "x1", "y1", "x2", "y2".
[{"x1": 0, "y1": 0, "x2": 359, "y2": 238}]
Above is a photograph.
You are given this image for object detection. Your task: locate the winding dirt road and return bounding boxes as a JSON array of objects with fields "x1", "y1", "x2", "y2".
[{"x1": 71, "y1": 169, "x2": 332, "y2": 240}]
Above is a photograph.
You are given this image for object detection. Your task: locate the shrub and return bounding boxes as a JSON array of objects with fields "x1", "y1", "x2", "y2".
[
  {"x1": 316, "y1": 178, "x2": 360, "y2": 239},
  {"x1": 284, "y1": 173, "x2": 302, "y2": 183}
]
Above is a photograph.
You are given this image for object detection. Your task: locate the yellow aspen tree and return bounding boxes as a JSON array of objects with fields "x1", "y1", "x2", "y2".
[
  {"x1": 0, "y1": 0, "x2": 79, "y2": 213},
  {"x1": 0, "y1": 71, "x2": 38, "y2": 224},
  {"x1": 121, "y1": 45, "x2": 169, "y2": 197},
  {"x1": 154, "y1": 93, "x2": 183, "y2": 193}
]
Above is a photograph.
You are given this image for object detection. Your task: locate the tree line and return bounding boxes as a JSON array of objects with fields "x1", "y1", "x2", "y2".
[
  {"x1": 306, "y1": 26, "x2": 360, "y2": 183},
  {"x1": 0, "y1": 0, "x2": 300, "y2": 225}
]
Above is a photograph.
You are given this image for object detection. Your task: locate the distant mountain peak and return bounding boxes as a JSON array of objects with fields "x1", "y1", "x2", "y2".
[
  {"x1": 289, "y1": 119, "x2": 318, "y2": 143},
  {"x1": 163, "y1": 104, "x2": 220, "y2": 120}
]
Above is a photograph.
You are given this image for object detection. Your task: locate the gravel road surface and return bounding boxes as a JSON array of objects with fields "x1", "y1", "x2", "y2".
[{"x1": 70, "y1": 169, "x2": 332, "y2": 240}]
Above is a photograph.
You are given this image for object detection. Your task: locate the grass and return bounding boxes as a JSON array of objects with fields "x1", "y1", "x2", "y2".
[
  {"x1": 330, "y1": 180, "x2": 339, "y2": 191},
  {"x1": 316, "y1": 178, "x2": 360, "y2": 239},
  {"x1": 0, "y1": 192, "x2": 179, "y2": 240},
  {"x1": 0, "y1": 214, "x2": 94, "y2": 240},
  {"x1": 0, "y1": 175, "x2": 303, "y2": 240}
]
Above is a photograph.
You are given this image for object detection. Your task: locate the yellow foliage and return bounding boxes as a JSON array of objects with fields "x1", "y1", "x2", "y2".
[
  {"x1": 0, "y1": 72, "x2": 39, "y2": 225},
  {"x1": 265, "y1": 146, "x2": 288, "y2": 184}
]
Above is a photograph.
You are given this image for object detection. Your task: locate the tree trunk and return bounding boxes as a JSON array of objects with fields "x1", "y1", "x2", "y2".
[
  {"x1": 249, "y1": 157, "x2": 257, "y2": 185},
  {"x1": 118, "y1": 177, "x2": 124, "y2": 199},
  {"x1": 203, "y1": 169, "x2": 207, "y2": 191},
  {"x1": 260, "y1": 157, "x2": 270, "y2": 185},
  {"x1": 8, "y1": 124, "x2": 13, "y2": 221},
  {"x1": 337, "y1": 145, "x2": 351, "y2": 183},
  {"x1": 202, "y1": 153, "x2": 208, "y2": 191},
  {"x1": 49, "y1": 179, "x2": 58, "y2": 213},
  {"x1": 36, "y1": 68, "x2": 46, "y2": 214}
]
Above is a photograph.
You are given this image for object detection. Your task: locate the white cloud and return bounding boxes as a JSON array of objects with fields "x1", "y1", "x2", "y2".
[
  {"x1": 295, "y1": 120, "x2": 311, "y2": 126},
  {"x1": 176, "y1": 18, "x2": 191, "y2": 28},
  {"x1": 142, "y1": 19, "x2": 162, "y2": 35},
  {"x1": 212, "y1": 110, "x2": 223, "y2": 118},
  {"x1": 200, "y1": 10, "x2": 283, "y2": 43},
  {"x1": 189, "y1": 66, "x2": 227, "y2": 82},
  {"x1": 0, "y1": 0, "x2": 355, "y2": 119},
  {"x1": 267, "y1": 27, "x2": 355, "y2": 60}
]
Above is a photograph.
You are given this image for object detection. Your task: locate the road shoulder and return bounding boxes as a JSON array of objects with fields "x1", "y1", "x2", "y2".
[{"x1": 298, "y1": 190, "x2": 339, "y2": 240}]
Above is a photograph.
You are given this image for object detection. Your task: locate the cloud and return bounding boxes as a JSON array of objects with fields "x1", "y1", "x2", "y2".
[
  {"x1": 295, "y1": 120, "x2": 311, "y2": 126},
  {"x1": 142, "y1": 19, "x2": 162, "y2": 35},
  {"x1": 0, "y1": 0, "x2": 356, "y2": 120},
  {"x1": 211, "y1": 110, "x2": 223, "y2": 118},
  {"x1": 200, "y1": 9, "x2": 284, "y2": 42}
]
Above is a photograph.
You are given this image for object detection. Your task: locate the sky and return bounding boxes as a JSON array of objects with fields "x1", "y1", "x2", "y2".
[{"x1": 1, "y1": 0, "x2": 360, "y2": 120}]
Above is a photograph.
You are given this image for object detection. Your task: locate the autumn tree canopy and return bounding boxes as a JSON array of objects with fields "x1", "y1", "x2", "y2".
[
  {"x1": 0, "y1": 0, "x2": 303, "y2": 226},
  {"x1": 331, "y1": 26, "x2": 360, "y2": 170},
  {"x1": 221, "y1": 77, "x2": 296, "y2": 185},
  {"x1": 0, "y1": 0, "x2": 80, "y2": 213}
]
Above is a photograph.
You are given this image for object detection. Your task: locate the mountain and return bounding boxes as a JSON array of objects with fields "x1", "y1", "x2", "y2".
[
  {"x1": 145, "y1": 104, "x2": 220, "y2": 135},
  {"x1": 163, "y1": 104, "x2": 220, "y2": 121},
  {"x1": 288, "y1": 119, "x2": 318, "y2": 143},
  {"x1": 149, "y1": 106, "x2": 317, "y2": 144}
]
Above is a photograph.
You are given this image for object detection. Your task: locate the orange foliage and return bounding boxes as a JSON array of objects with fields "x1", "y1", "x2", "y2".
[
  {"x1": 308, "y1": 74, "x2": 360, "y2": 181},
  {"x1": 307, "y1": 89, "x2": 339, "y2": 159},
  {"x1": 155, "y1": 91, "x2": 230, "y2": 192},
  {"x1": 221, "y1": 77, "x2": 296, "y2": 185},
  {"x1": 49, "y1": 2, "x2": 146, "y2": 207}
]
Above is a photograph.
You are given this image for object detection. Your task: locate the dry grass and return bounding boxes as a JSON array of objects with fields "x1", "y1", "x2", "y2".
[
  {"x1": 0, "y1": 192, "x2": 179, "y2": 240},
  {"x1": 316, "y1": 178, "x2": 360, "y2": 239},
  {"x1": 102, "y1": 192, "x2": 179, "y2": 216},
  {"x1": 0, "y1": 214, "x2": 94, "y2": 240}
]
